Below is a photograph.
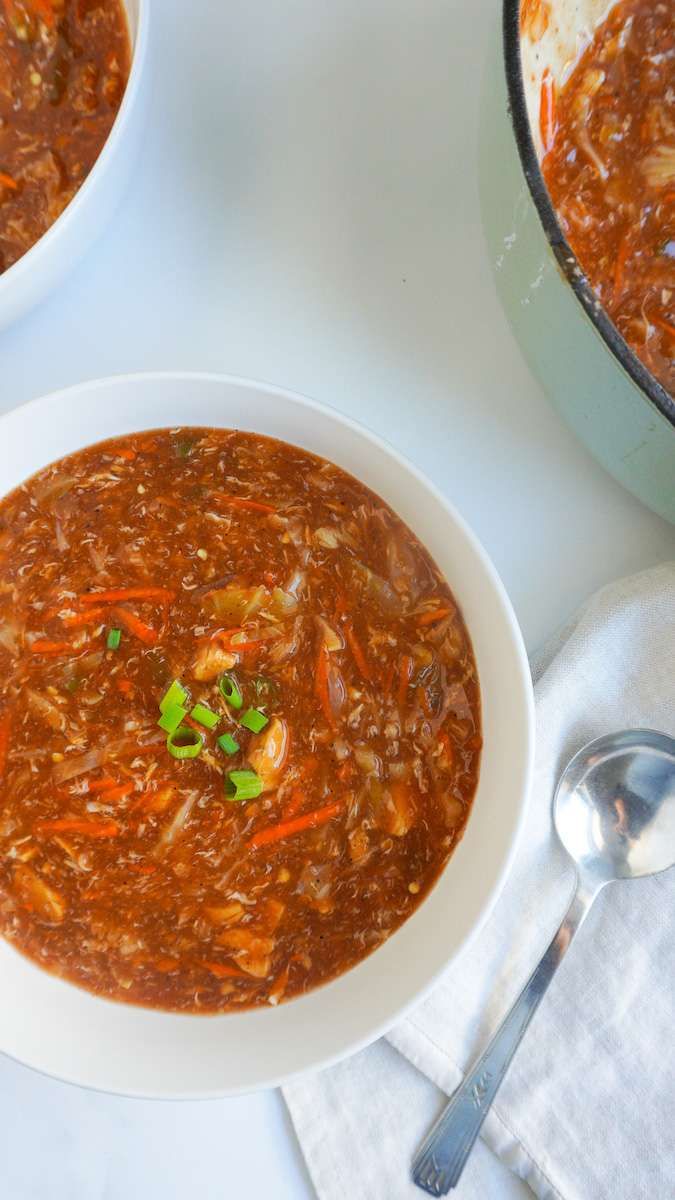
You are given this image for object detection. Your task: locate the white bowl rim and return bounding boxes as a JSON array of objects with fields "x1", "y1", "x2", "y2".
[
  {"x1": 0, "y1": 371, "x2": 535, "y2": 1098},
  {"x1": 0, "y1": 0, "x2": 150, "y2": 301}
]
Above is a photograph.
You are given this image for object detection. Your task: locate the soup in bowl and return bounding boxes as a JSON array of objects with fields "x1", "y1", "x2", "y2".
[
  {"x1": 0, "y1": 0, "x2": 148, "y2": 328},
  {"x1": 0, "y1": 374, "x2": 533, "y2": 1096},
  {"x1": 502, "y1": 0, "x2": 675, "y2": 523}
]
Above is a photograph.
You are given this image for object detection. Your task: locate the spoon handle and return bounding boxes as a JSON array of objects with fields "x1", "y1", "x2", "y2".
[{"x1": 412, "y1": 883, "x2": 595, "y2": 1196}]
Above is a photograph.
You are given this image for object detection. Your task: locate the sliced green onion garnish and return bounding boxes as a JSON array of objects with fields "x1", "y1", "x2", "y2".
[
  {"x1": 217, "y1": 732, "x2": 240, "y2": 756},
  {"x1": 190, "y1": 702, "x2": 219, "y2": 730},
  {"x1": 158, "y1": 703, "x2": 188, "y2": 734},
  {"x1": 219, "y1": 672, "x2": 243, "y2": 710},
  {"x1": 107, "y1": 628, "x2": 122, "y2": 651},
  {"x1": 160, "y1": 679, "x2": 188, "y2": 713},
  {"x1": 225, "y1": 769, "x2": 263, "y2": 801},
  {"x1": 240, "y1": 708, "x2": 269, "y2": 734},
  {"x1": 167, "y1": 726, "x2": 203, "y2": 760}
]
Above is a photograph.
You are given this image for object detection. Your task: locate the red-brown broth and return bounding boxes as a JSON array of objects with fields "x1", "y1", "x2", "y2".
[
  {"x1": 0, "y1": 429, "x2": 481, "y2": 1012},
  {"x1": 0, "y1": 0, "x2": 130, "y2": 273},
  {"x1": 541, "y1": 0, "x2": 675, "y2": 397}
]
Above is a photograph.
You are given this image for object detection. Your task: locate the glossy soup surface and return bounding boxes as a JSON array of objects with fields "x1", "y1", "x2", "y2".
[
  {"x1": 542, "y1": 0, "x2": 675, "y2": 397},
  {"x1": 0, "y1": 429, "x2": 481, "y2": 1012},
  {"x1": 0, "y1": 0, "x2": 130, "y2": 273}
]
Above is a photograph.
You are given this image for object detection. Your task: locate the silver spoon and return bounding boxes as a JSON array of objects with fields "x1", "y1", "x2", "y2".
[{"x1": 412, "y1": 728, "x2": 675, "y2": 1196}]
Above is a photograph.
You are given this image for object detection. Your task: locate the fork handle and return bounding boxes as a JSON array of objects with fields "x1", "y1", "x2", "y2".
[{"x1": 412, "y1": 882, "x2": 595, "y2": 1196}]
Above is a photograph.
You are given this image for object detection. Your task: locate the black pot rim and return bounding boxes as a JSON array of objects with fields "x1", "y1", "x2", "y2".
[{"x1": 502, "y1": 0, "x2": 675, "y2": 431}]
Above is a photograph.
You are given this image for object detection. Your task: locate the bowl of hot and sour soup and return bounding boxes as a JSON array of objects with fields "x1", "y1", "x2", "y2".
[
  {"x1": 0, "y1": 0, "x2": 149, "y2": 328},
  {"x1": 0, "y1": 373, "x2": 533, "y2": 1097}
]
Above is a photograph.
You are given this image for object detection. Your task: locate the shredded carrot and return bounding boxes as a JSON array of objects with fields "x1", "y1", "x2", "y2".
[
  {"x1": 213, "y1": 493, "x2": 275, "y2": 515},
  {"x1": 613, "y1": 233, "x2": 630, "y2": 299},
  {"x1": 417, "y1": 606, "x2": 453, "y2": 627},
  {"x1": 315, "y1": 642, "x2": 334, "y2": 726},
  {"x1": 116, "y1": 678, "x2": 133, "y2": 696},
  {"x1": 539, "y1": 68, "x2": 557, "y2": 154},
  {"x1": 249, "y1": 800, "x2": 343, "y2": 849},
  {"x1": 116, "y1": 448, "x2": 137, "y2": 462},
  {"x1": 109, "y1": 607, "x2": 158, "y2": 646},
  {"x1": 397, "y1": 654, "x2": 413, "y2": 708},
  {"x1": 61, "y1": 607, "x2": 107, "y2": 628},
  {"x1": 0, "y1": 171, "x2": 18, "y2": 191},
  {"x1": 0, "y1": 711, "x2": 11, "y2": 779},
  {"x1": 653, "y1": 313, "x2": 675, "y2": 340},
  {"x1": 200, "y1": 960, "x2": 250, "y2": 980},
  {"x1": 127, "y1": 862, "x2": 157, "y2": 876},
  {"x1": 98, "y1": 782, "x2": 134, "y2": 803},
  {"x1": 30, "y1": 640, "x2": 73, "y2": 655},
  {"x1": 343, "y1": 621, "x2": 372, "y2": 681},
  {"x1": 85, "y1": 776, "x2": 117, "y2": 794},
  {"x1": 36, "y1": 818, "x2": 120, "y2": 839},
  {"x1": 79, "y1": 587, "x2": 174, "y2": 606}
]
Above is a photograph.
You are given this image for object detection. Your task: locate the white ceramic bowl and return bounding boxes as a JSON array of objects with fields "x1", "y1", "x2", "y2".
[
  {"x1": 0, "y1": 373, "x2": 534, "y2": 1098},
  {"x1": 0, "y1": 0, "x2": 150, "y2": 331}
]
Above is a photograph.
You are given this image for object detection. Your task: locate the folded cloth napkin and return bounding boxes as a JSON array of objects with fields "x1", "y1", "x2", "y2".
[{"x1": 284, "y1": 564, "x2": 675, "y2": 1200}]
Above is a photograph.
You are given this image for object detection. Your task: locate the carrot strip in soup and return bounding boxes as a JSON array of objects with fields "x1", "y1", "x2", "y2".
[
  {"x1": 109, "y1": 607, "x2": 158, "y2": 646},
  {"x1": 539, "y1": 68, "x2": 557, "y2": 154},
  {"x1": 61, "y1": 607, "x2": 107, "y2": 628},
  {"x1": 343, "y1": 621, "x2": 372, "y2": 681},
  {"x1": 79, "y1": 587, "x2": 174, "y2": 606},
  {"x1": 97, "y1": 782, "x2": 134, "y2": 803},
  {"x1": 85, "y1": 776, "x2": 117, "y2": 793},
  {"x1": 212, "y1": 494, "x2": 276, "y2": 515},
  {"x1": 417, "y1": 606, "x2": 453, "y2": 627},
  {"x1": 35, "y1": 819, "x2": 121, "y2": 839},
  {"x1": 653, "y1": 314, "x2": 675, "y2": 341},
  {"x1": 397, "y1": 655, "x2": 413, "y2": 707},
  {"x1": 248, "y1": 800, "x2": 343, "y2": 849},
  {"x1": 30, "y1": 640, "x2": 74, "y2": 655},
  {"x1": 200, "y1": 960, "x2": 250, "y2": 980},
  {"x1": 0, "y1": 172, "x2": 18, "y2": 191}
]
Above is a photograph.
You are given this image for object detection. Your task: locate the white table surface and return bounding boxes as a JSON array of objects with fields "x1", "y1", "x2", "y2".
[{"x1": 1, "y1": 1, "x2": 674, "y2": 1197}]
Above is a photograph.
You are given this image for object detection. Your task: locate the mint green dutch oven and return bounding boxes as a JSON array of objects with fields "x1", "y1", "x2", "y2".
[{"x1": 482, "y1": 1, "x2": 675, "y2": 524}]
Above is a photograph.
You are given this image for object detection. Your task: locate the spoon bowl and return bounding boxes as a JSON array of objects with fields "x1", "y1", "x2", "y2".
[{"x1": 554, "y1": 729, "x2": 675, "y2": 886}]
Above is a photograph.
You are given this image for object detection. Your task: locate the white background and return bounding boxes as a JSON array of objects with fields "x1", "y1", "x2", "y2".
[{"x1": 1, "y1": 1, "x2": 674, "y2": 1197}]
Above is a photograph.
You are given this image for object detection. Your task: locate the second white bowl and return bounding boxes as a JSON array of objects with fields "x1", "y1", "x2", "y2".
[{"x1": 0, "y1": 0, "x2": 150, "y2": 332}]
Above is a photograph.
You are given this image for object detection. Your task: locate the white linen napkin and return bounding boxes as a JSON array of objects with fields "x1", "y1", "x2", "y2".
[{"x1": 284, "y1": 564, "x2": 675, "y2": 1200}]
